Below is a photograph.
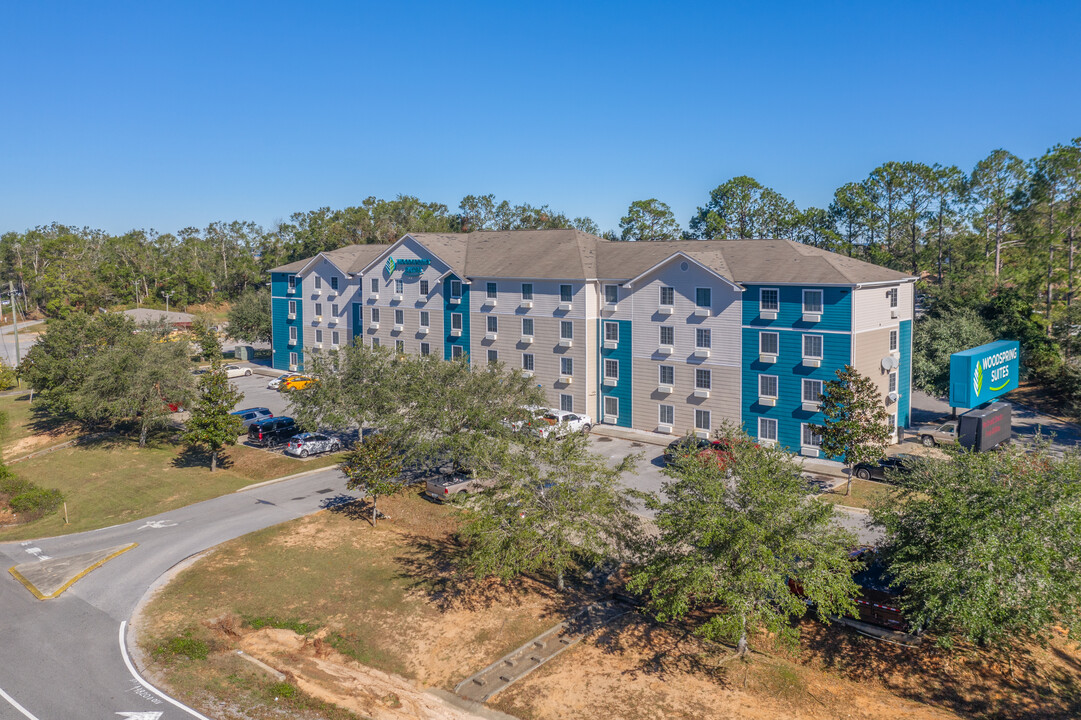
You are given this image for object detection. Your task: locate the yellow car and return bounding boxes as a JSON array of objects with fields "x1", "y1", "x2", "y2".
[{"x1": 282, "y1": 375, "x2": 316, "y2": 391}]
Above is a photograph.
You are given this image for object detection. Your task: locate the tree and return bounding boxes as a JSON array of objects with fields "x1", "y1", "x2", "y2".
[
  {"x1": 873, "y1": 444, "x2": 1081, "y2": 648},
  {"x1": 339, "y1": 434, "x2": 404, "y2": 526},
  {"x1": 912, "y1": 308, "x2": 994, "y2": 396},
  {"x1": 618, "y1": 199, "x2": 681, "y2": 242},
  {"x1": 688, "y1": 176, "x2": 798, "y2": 240},
  {"x1": 181, "y1": 359, "x2": 243, "y2": 471},
  {"x1": 812, "y1": 366, "x2": 892, "y2": 496},
  {"x1": 628, "y1": 425, "x2": 858, "y2": 658},
  {"x1": 969, "y1": 149, "x2": 1028, "y2": 280},
  {"x1": 226, "y1": 287, "x2": 272, "y2": 343},
  {"x1": 190, "y1": 317, "x2": 223, "y2": 361}
]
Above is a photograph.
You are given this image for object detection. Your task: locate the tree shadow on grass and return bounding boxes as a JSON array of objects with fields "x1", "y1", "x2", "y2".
[
  {"x1": 171, "y1": 445, "x2": 233, "y2": 471},
  {"x1": 320, "y1": 494, "x2": 371, "y2": 523}
]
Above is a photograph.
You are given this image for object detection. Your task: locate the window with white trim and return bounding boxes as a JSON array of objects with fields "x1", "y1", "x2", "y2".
[
  {"x1": 604, "y1": 285, "x2": 618, "y2": 304},
  {"x1": 315, "y1": 329, "x2": 323, "y2": 343},
  {"x1": 803, "y1": 334, "x2": 823, "y2": 359},
  {"x1": 288, "y1": 300, "x2": 296, "y2": 315},
  {"x1": 803, "y1": 289, "x2": 823, "y2": 314},
  {"x1": 332, "y1": 303, "x2": 339, "y2": 317},
  {"x1": 759, "y1": 374, "x2": 778, "y2": 398},
  {"x1": 695, "y1": 368, "x2": 711, "y2": 390},
  {"x1": 890, "y1": 329, "x2": 898, "y2": 351},
  {"x1": 522, "y1": 353, "x2": 534, "y2": 371},
  {"x1": 487, "y1": 315, "x2": 498, "y2": 333},
  {"x1": 659, "y1": 365, "x2": 674, "y2": 385},
  {"x1": 420, "y1": 342, "x2": 430, "y2": 356},
  {"x1": 759, "y1": 417, "x2": 778, "y2": 442},
  {"x1": 289, "y1": 351, "x2": 298, "y2": 366},
  {"x1": 395, "y1": 279, "x2": 404, "y2": 294},
  {"x1": 695, "y1": 287, "x2": 711, "y2": 309},
  {"x1": 560, "y1": 284, "x2": 572, "y2": 303},
  {"x1": 330, "y1": 276, "x2": 339, "y2": 291},
  {"x1": 370, "y1": 278, "x2": 378, "y2": 293},
  {"x1": 451, "y1": 313, "x2": 462, "y2": 330},
  {"x1": 604, "y1": 322, "x2": 619, "y2": 342},
  {"x1": 887, "y1": 287, "x2": 898, "y2": 308},
  {"x1": 288, "y1": 275, "x2": 297, "y2": 289},
  {"x1": 604, "y1": 359, "x2": 619, "y2": 380},
  {"x1": 420, "y1": 279, "x2": 429, "y2": 296},
  {"x1": 560, "y1": 321, "x2": 573, "y2": 340},
  {"x1": 451, "y1": 344, "x2": 463, "y2": 359},
  {"x1": 487, "y1": 282, "x2": 497, "y2": 299},
  {"x1": 522, "y1": 318, "x2": 534, "y2": 336},
  {"x1": 660, "y1": 326, "x2": 674, "y2": 345},
  {"x1": 315, "y1": 276, "x2": 322, "y2": 289},
  {"x1": 372, "y1": 337, "x2": 380, "y2": 348},
  {"x1": 396, "y1": 339, "x2": 404, "y2": 353},
  {"x1": 560, "y1": 394, "x2": 573, "y2": 412},
  {"x1": 803, "y1": 378, "x2": 824, "y2": 403},
  {"x1": 420, "y1": 311, "x2": 429, "y2": 328},
  {"x1": 659, "y1": 404, "x2": 674, "y2": 425},
  {"x1": 521, "y1": 283, "x2": 533, "y2": 300},
  {"x1": 289, "y1": 326, "x2": 297, "y2": 342},
  {"x1": 802, "y1": 424, "x2": 822, "y2": 447},
  {"x1": 450, "y1": 279, "x2": 462, "y2": 299},
  {"x1": 889, "y1": 372, "x2": 898, "y2": 393},
  {"x1": 696, "y1": 328, "x2": 711, "y2": 348},
  {"x1": 695, "y1": 409, "x2": 711, "y2": 432},
  {"x1": 760, "y1": 288, "x2": 779, "y2": 311},
  {"x1": 660, "y1": 286, "x2": 674, "y2": 306},
  {"x1": 371, "y1": 308, "x2": 380, "y2": 323},
  {"x1": 760, "y1": 331, "x2": 779, "y2": 355},
  {"x1": 314, "y1": 302, "x2": 322, "y2": 317},
  {"x1": 394, "y1": 309, "x2": 404, "y2": 325},
  {"x1": 560, "y1": 357, "x2": 573, "y2": 376},
  {"x1": 604, "y1": 396, "x2": 619, "y2": 418},
  {"x1": 488, "y1": 349, "x2": 498, "y2": 364}
]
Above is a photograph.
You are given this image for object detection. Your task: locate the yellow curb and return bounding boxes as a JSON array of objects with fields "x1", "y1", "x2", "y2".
[{"x1": 8, "y1": 542, "x2": 137, "y2": 601}]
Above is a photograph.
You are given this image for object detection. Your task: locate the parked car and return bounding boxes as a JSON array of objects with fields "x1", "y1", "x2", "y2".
[
  {"x1": 528, "y1": 410, "x2": 593, "y2": 439},
  {"x1": 663, "y1": 436, "x2": 724, "y2": 464},
  {"x1": 853, "y1": 454, "x2": 917, "y2": 481},
  {"x1": 282, "y1": 375, "x2": 316, "y2": 391},
  {"x1": 501, "y1": 404, "x2": 547, "y2": 432},
  {"x1": 915, "y1": 419, "x2": 958, "y2": 447},
  {"x1": 284, "y1": 432, "x2": 341, "y2": 457},
  {"x1": 223, "y1": 364, "x2": 253, "y2": 378},
  {"x1": 267, "y1": 373, "x2": 296, "y2": 390},
  {"x1": 247, "y1": 416, "x2": 298, "y2": 447},
  {"x1": 231, "y1": 407, "x2": 273, "y2": 430}
]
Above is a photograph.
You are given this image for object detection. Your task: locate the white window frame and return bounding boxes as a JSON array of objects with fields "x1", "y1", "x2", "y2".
[
  {"x1": 604, "y1": 358, "x2": 619, "y2": 380},
  {"x1": 372, "y1": 337, "x2": 380, "y2": 348},
  {"x1": 560, "y1": 357, "x2": 573, "y2": 376},
  {"x1": 330, "y1": 276, "x2": 339, "y2": 291},
  {"x1": 659, "y1": 286, "x2": 675, "y2": 307},
  {"x1": 420, "y1": 342, "x2": 430, "y2": 356},
  {"x1": 332, "y1": 303, "x2": 339, "y2": 317},
  {"x1": 560, "y1": 284, "x2": 573, "y2": 303},
  {"x1": 487, "y1": 315, "x2": 498, "y2": 333},
  {"x1": 419, "y1": 279, "x2": 430, "y2": 296},
  {"x1": 314, "y1": 302, "x2": 323, "y2": 317},
  {"x1": 695, "y1": 368, "x2": 711, "y2": 390},
  {"x1": 522, "y1": 317, "x2": 534, "y2": 336},
  {"x1": 487, "y1": 349, "x2": 498, "y2": 364},
  {"x1": 887, "y1": 287, "x2": 898, "y2": 308},
  {"x1": 370, "y1": 277, "x2": 378, "y2": 293},
  {"x1": 604, "y1": 284, "x2": 619, "y2": 305},
  {"x1": 395, "y1": 339, "x2": 404, "y2": 353},
  {"x1": 288, "y1": 300, "x2": 296, "y2": 315},
  {"x1": 803, "y1": 378, "x2": 824, "y2": 404},
  {"x1": 371, "y1": 308, "x2": 380, "y2": 323},
  {"x1": 451, "y1": 312, "x2": 463, "y2": 330},
  {"x1": 289, "y1": 326, "x2": 297, "y2": 342},
  {"x1": 759, "y1": 417, "x2": 778, "y2": 442},
  {"x1": 560, "y1": 393, "x2": 573, "y2": 412},
  {"x1": 521, "y1": 283, "x2": 533, "y2": 300},
  {"x1": 604, "y1": 322, "x2": 619, "y2": 342},
  {"x1": 395, "y1": 278, "x2": 404, "y2": 294},
  {"x1": 315, "y1": 329, "x2": 323, "y2": 343},
  {"x1": 802, "y1": 423, "x2": 822, "y2": 447},
  {"x1": 420, "y1": 310, "x2": 430, "y2": 328},
  {"x1": 604, "y1": 396, "x2": 619, "y2": 418},
  {"x1": 394, "y1": 309, "x2": 404, "y2": 325},
  {"x1": 289, "y1": 351, "x2": 298, "y2": 366},
  {"x1": 760, "y1": 287, "x2": 779, "y2": 311},
  {"x1": 890, "y1": 329, "x2": 898, "y2": 352},
  {"x1": 288, "y1": 275, "x2": 297, "y2": 290},
  {"x1": 522, "y1": 353, "x2": 534, "y2": 371},
  {"x1": 560, "y1": 321, "x2": 573, "y2": 340},
  {"x1": 803, "y1": 289, "x2": 824, "y2": 314},
  {"x1": 889, "y1": 371, "x2": 898, "y2": 393},
  {"x1": 314, "y1": 276, "x2": 322, "y2": 289},
  {"x1": 450, "y1": 279, "x2": 462, "y2": 299},
  {"x1": 659, "y1": 365, "x2": 674, "y2": 385},
  {"x1": 695, "y1": 409, "x2": 711, "y2": 432},
  {"x1": 803, "y1": 334, "x2": 824, "y2": 359},
  {"x1": 451, "y1": 344, "x2": 463, "y2": 359},
  {"x1": 759, "y1": 374, "x2": 778, "y2": 398},
  {"x1": 759, "y1": 331, "x2": 779, "y2": 355},
  {"x1": 695, "y1": 287, "x2": 711, "y2": 309},
  {"x1": 659, "y1": 404, "x2": 674, "y2": 426},
  {"x1": 659, "y1": 326, "x2": 674, "y2": 346},
  {"x1": 695, "y1": 328, "x2": 711, "y2": 349}
]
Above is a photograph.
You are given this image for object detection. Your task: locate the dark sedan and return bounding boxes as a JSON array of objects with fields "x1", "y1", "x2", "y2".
[
  {"x1": 853, "y1": 454, "x2": 917, "y2": 481},
  {"x1": 663, "y1": 436, "x2": 726, "y2": 464}
]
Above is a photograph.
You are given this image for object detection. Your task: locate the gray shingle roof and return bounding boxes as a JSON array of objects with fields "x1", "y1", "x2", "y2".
[{"x1": 269, "y1": 244, "x2": 390, "y2": 275}]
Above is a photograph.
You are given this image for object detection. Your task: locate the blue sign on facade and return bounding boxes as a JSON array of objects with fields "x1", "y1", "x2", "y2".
[{"x1": 949, "y1": 340, "x2": 1020, "y2": 408}]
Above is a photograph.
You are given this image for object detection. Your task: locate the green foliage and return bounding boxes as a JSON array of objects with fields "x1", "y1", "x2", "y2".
[
  {"x1": 618, "y1": 199, "x2": 681, "y2": 242},
  {"x1": 813, "y1": 365, "x2": 893, "y2": 496},
  {"x1": 189, "y1": 317, "x2": 223, "y2": 360},
  {"x1": 181, "y1": 359, "x2": 244, "y2": 471},
  {"x1": 244, "y1": 616, "x2": 316, "y2": 634},
  {"x1": 339, "y1": 434, "x2": 404, "y2": 526},
  {"x1": 227, "y1": 287, "x2": 272, "y2": 343},
  {"x1": 629, "y1": 423, "x2": 858, "y2": 657},
  {"x1": 8, "y1": 486, "x2": 63, "y2": 516},
  {"x1": 912, "y1": 308, "x2": 995, "y2": 396},
  {"x1": 688, "y1": 175, "x2": 798, "y2": 240},
  {"x1": 154, "y1": 630, "x2": 210, "y2": 661},
  {"x1": 0, "y1": 361, "x2": 16, "y2": 391},
  {"x1": 267, "y1": 682, "x2": 297, "y2": 699},
  {"x1": 873, "y1": 445, "x2": 1081, "y2": 647}
]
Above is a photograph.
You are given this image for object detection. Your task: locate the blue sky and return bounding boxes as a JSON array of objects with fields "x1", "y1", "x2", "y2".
[{"x1": 2, "y1": 1, "x2": 1079, "y2": 236}]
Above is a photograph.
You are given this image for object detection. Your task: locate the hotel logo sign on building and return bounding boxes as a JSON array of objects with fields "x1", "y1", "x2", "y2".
[
  {"x1": 384, "y1": 257, "x2": 430, "y2": 275},
  {"x1": 949, "y1": 340, "x2": 1020, "y2": 408}
]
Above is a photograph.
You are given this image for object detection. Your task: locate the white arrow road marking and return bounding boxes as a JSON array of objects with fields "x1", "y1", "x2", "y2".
[
  {"x1": 0, "y1": 686, "x2": 41, "y2": 720},
  {"x1": 23, "y1": 547, "x2": 50, "y2": 561},
  {"x1": 116, "y1": 713, "x2": 163, "y2": 719},
  {"x1": 119, "y1": 622, "x2": 212, "y2": 720},
  {"x1": 136, "y1": 520, "x2": 178, "y2": 530}
]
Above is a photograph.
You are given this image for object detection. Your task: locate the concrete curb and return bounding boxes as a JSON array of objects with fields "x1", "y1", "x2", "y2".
[{"x1": 234, "y1": 464, "x2": 341, "y2": 493}]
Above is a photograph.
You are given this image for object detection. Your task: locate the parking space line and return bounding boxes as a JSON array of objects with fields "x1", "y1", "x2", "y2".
[{"x1": 0, "y1": 686, "x2": 42, "y2": 720}]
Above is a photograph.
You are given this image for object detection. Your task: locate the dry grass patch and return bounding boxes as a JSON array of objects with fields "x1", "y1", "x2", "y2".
[{"x1": 817, "y1": 477, "x2": 892, "y2": 511}]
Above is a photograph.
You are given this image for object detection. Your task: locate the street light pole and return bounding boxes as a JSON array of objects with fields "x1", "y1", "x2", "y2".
[
  {"x1": 9, "y1": 281, "x2": 20, "y2": 369},
  {"x1": 161, "y1": 291, "x2": 173, "y2": 314},
  {"x1": 133, "y1": 280, "x2": 140, "y2": 307}
]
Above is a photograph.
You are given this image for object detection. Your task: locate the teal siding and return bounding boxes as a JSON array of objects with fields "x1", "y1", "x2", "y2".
[
  {"x1": 899, "y1": 319, "x2": 912, "y2": 428},
  {"x1": 443, "y1": 276, "x2": 470, "y2": 362},
  {"x1": 742, "y1": 284, "x2": 852, "y2": 332},
  {"x1": 271, "y1": 272, "x2": 302, "y2": 371},
  {"x1": 351, "y1": 302, "x2": 363, "y2": 345},
  {"x1": 598, "y1": 319, "x2": 632, "y2": 428}
]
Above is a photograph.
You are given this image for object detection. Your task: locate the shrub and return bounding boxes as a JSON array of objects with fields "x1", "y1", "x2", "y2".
[
  {"x1": 8, "y1": 486, "x2": 63, "y2": 516},
  {"x1": 268, "y1": 682, "x2": 297, "y2": 699},
  {"x1": 155, "y1": 631, "x2": 209, "y2": 661}
]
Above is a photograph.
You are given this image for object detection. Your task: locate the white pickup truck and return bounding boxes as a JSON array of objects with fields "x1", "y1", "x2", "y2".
[{"x1": 529, "y1": 409, "x2": 593, "y2": 439}]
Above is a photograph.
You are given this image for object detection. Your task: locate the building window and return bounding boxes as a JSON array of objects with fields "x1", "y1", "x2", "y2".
[
  {"x1": 370, "y1": 278, "x2": 378, "y2": 293},
  {"x1": 660, "y1": 286, "x2": 674, "y2": 306},
  {"x1": 451, "y1": 313, "x2": 463, "y2": 330},
  {"x1": 560, "y1": 284, "x2": 572, "y2": 303},
  {"x1": 420, "y1": 342, "x2": 430, "y2": 356},
  {"x1": 760, "y1": 288, "x2": 779, "y2": 311},
  {"x1": 420, "y1": 279, "x2": 430, "y2": 296},
  {"x1": 522, "y1": 318, "x2": 534, "y2": 336},
  {"x1": 450, "y1": 279, "x2": 462, "y2": 299},
  {"x1": 604, "y1": 396, "x2": 619, "y2": 418},
  {"x1": 803, "y1": 378, "x2": 824, "y2": 404},
  {"x1": 561, "y1": 357, "x2": 573, "y2": 376},
  {"x1": 487, "y1": 316, "x2": 498, "y2": 333},
  {"x1": 315, "y1": 302, "x2": 323, "y2": 317},
  {"x1": 395, "y1": 339, "x2": 404, "y2": 353},
  {"x1": 889, "y1": 372, "x2": 898, "y2": 393},
  {"x1": 803, "y1": 289, "x2": 823, "y2": 314},
  {"x1": 696, "y1": 328, "x2": 711, "y2": 349},
  {"x1": 288, "y1": 275, "x2": 297, "y2": 289},
  {"x1": 332, "y1": 303, "x2": 339, "y2": 317},
  {"x1": 659, "y1": 365, "x2": 674, "y2": 385},
  {"x1": 560, "y1": 394, "x2": 573, "y2": 412},
  {"x1": 487, "y1": 282, "x2": 497, "y2": 299},
  {"x1": 604, "y1": 359, "x2": 619, "y2": 380},
  {"x1": 289, "y1": 351, "x2": 298, "y2": 366},
  {"x1": 315, "y1": 276, "x2": 322, "y2": 289},
  {"x1": 488, "y1": 349, "x2": 498, "y2": 364},
  {"x1": 331, "y1": 276, "x2": 339, "y2": 291},
  {"x1": 315, "y1": 329, "x2": 323, "y2": 343},
  {"x1": 288, "y1": 300, "x2": 296, "y2": 315},
  {"x1": 604, "y1": 322, "x2": 619, "y2": 342},
  {"x1": 890, "y1": 329, "x2": 898, "y2": 351},
  {"x1": 371, "y1": 308, "x2": 380, "y2": 323},
  {"x1": 759, "y1": 374, "x2": 778, "y2": 398},
  {"x1": 289, "y1": 326, "x2": 297, "y2": 342},
  {"x1": 522, "y1": 283, "x2": 533, "y2": 300},
  {"x1": 332, "y1": 331, "x2": 340, "y2": 346},
  {"x1": 802, "y1": 424, "x2": 822, "y2": 447},
  {"x1": 760, "y1": 331, "x2": 779, "y2": 355},
  {"x1": 803, "y1": 334, "x2": 823, "y2": 359},
  {"x1": 522, "y1": 353, "x2": 534, "y2": 371},
  {"x1": 887, "y1": 288, "x2": 898, "y2": 308},
  {"x1": 659, "y1": 404, "x2": 674, "y2": 426},
  {"x1": 395, "y1": 309, "x2": 404, "y2": 325},
  {"x1": 420, "y1": 311, "x2": 429, "y2": 328},
  {"x1": 695, "y1": 287, "x2": 711, "y2": 309},
  {"x1": 695, "y1": 368, "x2": 711, "y2": 390},
  {"x1": 560, "y1": 321, "x2": 573, "y2": 340},
  {"x1": 759, "y1": 417, "x2": 778, "y2": 442},
  {"x1": 394, "y1": 279, "x2": 404, "y2": 294},
  {"x1": 604, "y1": 284, "x2": 618, "y2": 305},
  {"x1": 452, "y1": 345, "x2": 463, "y2": 359},
  {"x1": 695, "y1": 409, "x2": 711, "y2": 432},
  {"x1": 372, "y1": 337, "x2": 380, "y2": 348},
  {"x1": 660, "y1": 326, "x2": 674, "y2": 346}
]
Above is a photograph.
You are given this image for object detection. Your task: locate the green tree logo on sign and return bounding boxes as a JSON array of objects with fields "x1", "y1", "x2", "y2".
[{"x1": 973, "y1": 363, "x2": 983, "y2": 397}]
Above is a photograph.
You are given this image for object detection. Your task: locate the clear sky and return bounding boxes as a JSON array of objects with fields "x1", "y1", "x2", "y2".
[{"x1": 2, "y1": 1, "x2": 1079, "y2": 237}]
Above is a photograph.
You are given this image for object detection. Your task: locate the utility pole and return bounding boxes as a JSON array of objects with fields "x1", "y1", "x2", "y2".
[
  {"x1": 133, "y1": 280, "x2": 141, "y2": 307},
  {"x1": 161, "y1": 291, "x2": 173, "y2": 314},
  {"x1": 9, "y1": 281, "x2": 20, "y2": 369}
]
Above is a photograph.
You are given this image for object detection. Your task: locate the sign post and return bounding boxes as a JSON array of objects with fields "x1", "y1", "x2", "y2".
[{"x1": 949, "y1": 340, "x2": 1020, "y2": 409}]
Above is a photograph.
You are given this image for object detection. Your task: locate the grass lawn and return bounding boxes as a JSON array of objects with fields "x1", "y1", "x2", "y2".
[
  {"x1": 816, "y1": 477, "x2": 892, "y2": 511},
  {"x1": 0, "y1": 436, "x2": 342, "y2": 540},
  {"x1": 0, "y1": 391, "x2": 80, "y2": 460}
]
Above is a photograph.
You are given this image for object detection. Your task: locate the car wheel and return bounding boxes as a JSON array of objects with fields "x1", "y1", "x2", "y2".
[
  {"x1": 244, "y1": 369, "x2": 252, "y2": 376},
  {"x1": 582, "y1": 424, "x2": 592, "y2": 434},
  {"x1": 330, "y1": 442, "x2": 340, "y2": 452},
  {"x1": 921, "y1": 435, "x2": 935, "y2": 447},
  {"x1": 856, "y1": 468, "x2": 871, "y2": 481},
  {"x1": 300, "y1": 449, "x2": 309, "y2": 458}
]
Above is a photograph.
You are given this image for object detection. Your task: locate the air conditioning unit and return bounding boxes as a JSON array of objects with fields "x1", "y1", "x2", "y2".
[
  {"x1": 485, "y1": 332, "x2": 497, "y2": 341},
  {"x1": 313, "y1": 288, "x2": 322, "y2": 296},
  {"x1": 313, "y1": 316, "x2": 323, "y2": 323},
  {"x1": 558, "y1": 375, "x2": 573, "y2": 384},
  {"x1": 694, "y1": 389, "x2": 710, "y2": 399},
  {"x1": 521, "y1": 370, "x2": 534, "y2": 378},
  {"x1": 393, "y1": 324, "x2": 404, "y2": 332},
  {"x1": 288, "y1": 338, "x2": 297, "y2": 346},
  {"x1": 327, "y1": 318, "x2": 337, "y2": 325},
  {"x1": 604, "y1": 303, "x2": 618, "y2": 312},
  {"x1": 802, "y1": 312, "x2": 822, "y2": 323},
  {"x1": 758, "y1": 396, "x2": 776, "y2": 407},
  {"x1": 519, "y1": 300, "x2": 533, "y2": 309},
  {"x1": 289, "y1": 364, "x2": 298, "y2": 371},
  {"x1": 694, "y1": 349, "x2": 710, "y2": 359},
  {"x1": 559, "y1": 338, "x2": 573, "y2": 348},
  {"x1": 287, "y1": 313, "x2": 296, "y2": 320},
  {"x1": 658, "y1": 385, "x2": 673, "y2": 394},
  {"x1": 603, "y1": 377, "x2": 617, "y2": 387},
  {"x1": 603, "y1": 340, "x2": 618, "y2": 350},
  {"x1": 287, "y1": 287, "x2": 296, "y2": 295},
  {"x1": 759, "y1": 353, "x2": 778, "y2": 364},
  {"x1": 520, "y1": 335, "x2": 533, "y2": 344},
  {"x1": 801, "y1": 401, "x2": 821, "y2": 412},
  {"x1": 450, "y1": 328, "x2": 462, "y2": 337},
  {"x1": 484, "y1": 298, "x2": 497, "y2": 307},
  {"x1": 657, "y1": 424, "x2": 674, "y2": 434},
  {"x1": 369, "y1": 322, "x2": 380, "y2": 330},
  {"x1": 449, "y1": 297, "x2": 461, "y2": 305},
  {"x1": 558, "y1": 302, "x2": 572, "y2": 311},
  {"x1": 392, "y1": 294, "x2": 403, "y2": 302},
  {"x1": 694, "y1": 430, "x2": 709, "y2": 439},
  {"x1": 760, "y1": 310, "x2": 777, "y2": 320},
  {"x1": 891, "y1": 309, "x2": 899, "y2": 318},
  {"x1": 657, "y1": 345, "x2": 674, "y2": 356},
  {"x1": 369, "y1": 293, "x2": 379, "y2": 300},
  {"x1": 694, "y1": 307, "x2": 710, "y2": 317},
  {"x1": 803, "y1": 358, "x2": 821, "y2": 368},
  {"x1": 657, "y1": 306, "x2": 674, "y2": 315},
  {"x1": 603, "y1": 414, "x2": 618, "y2": 424},
  {"x1": 801, "y1": 446, "x2": 820, "y2": 458},
  {"x1": 418, "y1": 326, "x2": 429, "y2": 335}
]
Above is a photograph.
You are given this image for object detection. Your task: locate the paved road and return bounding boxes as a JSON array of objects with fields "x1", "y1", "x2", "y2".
[{"x1": 0, "y1": 467, "x2": 352, "y2": 720}]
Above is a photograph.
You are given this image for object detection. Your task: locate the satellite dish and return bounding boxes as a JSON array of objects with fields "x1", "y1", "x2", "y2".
[
  {"x1": 881, "y1": 355, "x2": 897, "y2": 371},
  {"x1": 887, "y1": 391, "x2": 900, "y2": 403}
]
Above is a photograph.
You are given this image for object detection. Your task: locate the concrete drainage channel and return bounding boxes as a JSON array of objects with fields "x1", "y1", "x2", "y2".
[{"x1": 455, "y1": 600, "x2": 628, "y2": 703}]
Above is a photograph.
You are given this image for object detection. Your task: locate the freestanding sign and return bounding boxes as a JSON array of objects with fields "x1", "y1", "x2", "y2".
[{"x1": 949, "y1": 340, "x2": 1020, "y2": 409}]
